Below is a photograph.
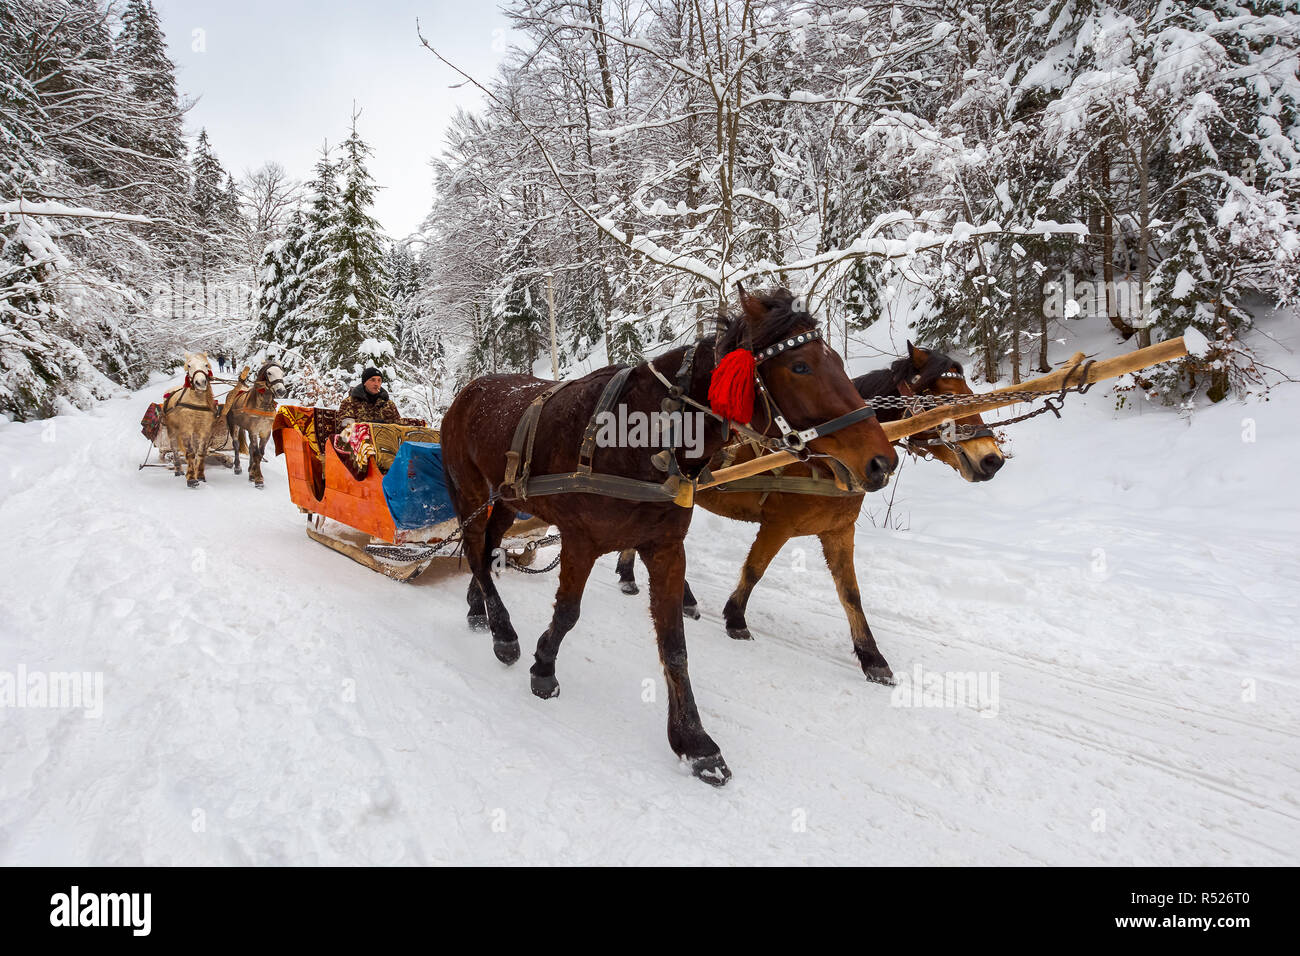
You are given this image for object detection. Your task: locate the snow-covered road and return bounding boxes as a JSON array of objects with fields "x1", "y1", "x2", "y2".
[{"x1": 2, "y1": 335, "x2": 1298, "y2": 865}]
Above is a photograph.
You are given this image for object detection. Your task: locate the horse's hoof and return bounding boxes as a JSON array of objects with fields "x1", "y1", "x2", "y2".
[
  {"x1": 234, "y1": 465, "x2": 241, "y2": 475},
  {"x1": 530, "y1": 673, "x2": 560, "y2": 699},
  {"x1": 689, "y1": 753, "x2": 732, "y2": 787},
  {"x1": 863, "y1": 665, "x2": 895, "y2": 686},
  {"x1": 255, "y1": 482, "x2": 264, "y2": 489},
  {"x1": 619, "y1": 580, "x2": 639, "y2": 595},
  {"x1": 200, "y1": 476, "x2": 206, "y2": 482},
  {"x1": 683, "y1": 603, "x2": 701, "y2": 621},
  {"x1": 467, "y1": 613, "x2": 489, "y2": 630},
  {"x1": 493, "y1": 639, "x2": 520, "y2": 665},
  {"x1": 727, "y1": 626, "x2": 752, "y2": 641},
  {"x1": 187, "y1": 479, "x2": 200, "y2": 488}
]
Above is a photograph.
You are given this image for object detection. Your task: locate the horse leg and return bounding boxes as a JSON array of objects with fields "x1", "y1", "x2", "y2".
[
  {"x1": 230, "y1": 422, "x2": 241, "y2": 475},
  {"x1": 462, "y1": 496, "x2": 512, "y2": 624},
  {"x1": 819, "y1": 527, "x2": 893, "y2": 685},
  {"x1": 640, "y1": 539, "x2": 730, "y2": 786},
  {"x1": 682, "y1": 573, "x2": 700, "y2": 621},
  {"x1": 722, "y1": 524, "x2": 791, "y2": 640},
  {"x1": 251, "y1": 433, "x2": 266, "y2": 488},
  {"x1": 463, "y1": 500, "x2": 514, "y2": 629},
  {"x1": 456, "y1": 493, "x2": 520, "y2": 661},
  {"x1": 184, "y1": 436, "x2": 199, "y2": 488},
  {"x1": 615, "y1": 548, "x2": 638, "y2": 594},
  {"x1": 528, "y1": 539, "x2": 598, "y2": 699},
  {"x1": 466, "y1": 577, "x2": 487, "y2": 629},
  {"x1": 198, "y1": 423, "x2": 213, "y2": 482}
]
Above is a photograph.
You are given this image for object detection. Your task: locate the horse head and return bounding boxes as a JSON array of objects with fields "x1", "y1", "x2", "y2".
[
  {"x1": 858, "y1": 343, "x2": 1006, "y2": 483},
  {"x1": 184, "y1": 351, "x2": 213, "y2": 393},
  {"x1": 719, "y1": 287, "x2": 897, "y2": 493},
  {"x1": 259, "y1": 360, "x2": 288, "y2": 399}
]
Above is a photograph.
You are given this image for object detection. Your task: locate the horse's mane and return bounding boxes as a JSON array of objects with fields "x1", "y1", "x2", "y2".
[
  {"x1": 854, "y1": 348, "x2": 961, "y2": 398},
  {"x1": 711, "y1": 287, "x2": 819, "y2": 357}
]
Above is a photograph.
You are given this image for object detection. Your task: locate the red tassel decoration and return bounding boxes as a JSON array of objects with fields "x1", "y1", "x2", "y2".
[{"x1": 708, "y1": 348, "x2": 758, "y2": 423}]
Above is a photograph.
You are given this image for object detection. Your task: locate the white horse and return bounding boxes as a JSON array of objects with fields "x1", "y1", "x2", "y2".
[{"x1": 161, "y1": 352, "x2": 220, "y2": 487}]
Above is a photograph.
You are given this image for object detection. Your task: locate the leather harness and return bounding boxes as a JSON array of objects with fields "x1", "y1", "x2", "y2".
[{"x1": 499, "y1": 330, "x2": 879, "y2": 506}]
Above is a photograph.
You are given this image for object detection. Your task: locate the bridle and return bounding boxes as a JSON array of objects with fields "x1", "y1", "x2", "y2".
[
  {"x1": 255, "y1": 362, "x2": 286, "y2": 401},
  {"x1": 646, "y1": 326, "x2": 883, "y2": 493},
  {"x1": 169, "y1": 363, "x2": 217, "y2": 413},
  {"x1": 748, "y1": 329, "x2": 881, "y2": 455},
  {"x1": 895, "y1": 365, "x2": 995, "y2": 459}
]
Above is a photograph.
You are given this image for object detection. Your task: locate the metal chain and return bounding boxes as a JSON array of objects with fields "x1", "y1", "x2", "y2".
[
  {"x1": 433, "y1": 499, "x2": 563, "y2": 575},
  {"x1": 505, "y1": 532, "x2": 563, "y2": 574},
  {"x1": 863, "y1": 388, "x2": 1077, "y2": 411},
  {"x1": 868, "y1": 360, "x2": 1097, "y2": 432}
]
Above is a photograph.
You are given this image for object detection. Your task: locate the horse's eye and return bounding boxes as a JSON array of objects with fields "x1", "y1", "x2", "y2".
[{"x1": 791, "y1": 361, "x2": 811, "y2": 375}]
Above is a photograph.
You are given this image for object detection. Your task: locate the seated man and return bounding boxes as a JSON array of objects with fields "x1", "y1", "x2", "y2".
[{"x1": 338, "y1": 367, "x2": 402, "y2": 426}]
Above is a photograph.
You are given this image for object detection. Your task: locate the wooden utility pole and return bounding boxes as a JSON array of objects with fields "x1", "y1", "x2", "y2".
[{"x1": 545, "y1": 272, "x2": 559, "y2": 380}]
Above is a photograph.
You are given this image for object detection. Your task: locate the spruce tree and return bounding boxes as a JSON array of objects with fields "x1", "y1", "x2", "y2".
[
  {"x1": 280, "y1": 143, "x2": 341, "y2": 355},
  {"x1": 190, "y1": 128, "x2": 235, "y2": 305},
  {"x1": 254, "y1": 209, "x2": 309, "y2": 348},
  {"x1": 316, "y1": 114, "x2": 392, "y2": 371},
  {"x1": 118, "y1": 0, "x2": 188, "y2": 248}
]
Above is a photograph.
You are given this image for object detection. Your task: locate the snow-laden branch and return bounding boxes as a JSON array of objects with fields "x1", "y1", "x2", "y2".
[{"x1": 1, "y1": 199, "x2": 153, "y2": 224}]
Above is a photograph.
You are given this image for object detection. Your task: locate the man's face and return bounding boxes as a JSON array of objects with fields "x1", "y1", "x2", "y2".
[{"x1": 364, "y1": 376, "x2": 383, "y2": 396}]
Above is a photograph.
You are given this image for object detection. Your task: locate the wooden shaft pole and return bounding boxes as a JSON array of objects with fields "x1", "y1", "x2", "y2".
[
  {"x1": 880, "y1": 336, "x2": 1187, "y2": 442},
  {"x1": 679, "y1": 336, "x2": 1188, "y2": 503}
]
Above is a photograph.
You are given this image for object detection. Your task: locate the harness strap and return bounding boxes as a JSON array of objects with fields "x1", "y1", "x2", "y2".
[
  {"x1": 516, "y1": 472, "x2": 678, "y2": 502},
  {"x1": 647, "y1": 355, "x2": 777, "y2": 450},
  {"x1": 503, "y1": 380, "x2": 572, "y2": 496},
  {"x1": 577, "y1": 366, "x2": 633, "y2": 474},
  {"x1": 165, "y1": 386, "x2": 218, "y2": 415}
]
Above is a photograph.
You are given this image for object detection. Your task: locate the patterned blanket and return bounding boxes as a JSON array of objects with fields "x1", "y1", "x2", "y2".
[
  {"x1": 272, "y1": 405, "x2": 319, "y2": 458},
  {"x1": 140, "y1": 402, "x2": 163, "y2": 441},
  {"x1": 273, "y1": 404, "x2": 439, "y2": 479},
  {"x1": 331, "y1": 422, "x2": 443, "y2": 477}
]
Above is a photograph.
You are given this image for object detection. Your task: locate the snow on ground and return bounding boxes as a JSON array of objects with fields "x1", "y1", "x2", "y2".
[{"x1": 1, "y1": 317, "x2": 1298, "y2": 866}]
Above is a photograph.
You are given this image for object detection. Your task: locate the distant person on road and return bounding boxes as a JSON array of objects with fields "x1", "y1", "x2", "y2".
[{"x1": 338, "y1": 367, "x2": 402, "y2": 426}]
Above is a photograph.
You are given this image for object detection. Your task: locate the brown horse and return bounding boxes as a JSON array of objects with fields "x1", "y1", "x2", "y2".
[
  {"x1": 224, "y1": 360, "x2": 287, "y2": 488},
  {"x1": 162, "y1": 352, "x2": 220, "y2": 488},
  {"x1": 614, "y1": 342, "x2": 1006, "y2": 684},
  {"x1": 441, "y1": 288, "x2": 898, "y2": 785}
]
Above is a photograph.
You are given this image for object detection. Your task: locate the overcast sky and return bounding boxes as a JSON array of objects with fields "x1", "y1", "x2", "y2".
[{"x1": 157, "y1": 0, "x2": 511, "y2": 240}]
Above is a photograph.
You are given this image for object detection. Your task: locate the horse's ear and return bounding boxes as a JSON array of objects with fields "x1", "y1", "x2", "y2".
[
  {"x1": 737, "y1": 283, "x2": 765, "y2": 323},
  {"x1": 907, "y1": 340, "x2": 928, "y2": 369}
]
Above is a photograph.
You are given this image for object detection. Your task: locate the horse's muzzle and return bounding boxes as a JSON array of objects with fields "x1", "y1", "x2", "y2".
[{"x1": 862, "y1": 454, "x2": 893, "y2": 492}]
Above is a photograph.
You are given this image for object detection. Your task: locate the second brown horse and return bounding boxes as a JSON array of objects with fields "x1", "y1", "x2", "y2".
[{"x1": 615, "y1": 342, "x2": 1007, "y2": 685}]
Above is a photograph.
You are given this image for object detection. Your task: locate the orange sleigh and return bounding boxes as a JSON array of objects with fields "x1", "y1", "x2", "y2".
[{"x1": 272, "y1": 405, "x2": 550, "y2": 581}]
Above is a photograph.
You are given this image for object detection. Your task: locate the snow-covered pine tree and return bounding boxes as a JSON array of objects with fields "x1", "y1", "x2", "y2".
[
  {"x1": 253, "y1": 209, "x2": 309, "y2": 349},
  {"x1": 117, "y1": 0, "x2": 189, "y2": 258},
  {"x1": 316, "y1": 113, "x2": 393, "y2": 373},
  {"x1": 189, "y1": 129, "x2": 238, "y2": 312}
]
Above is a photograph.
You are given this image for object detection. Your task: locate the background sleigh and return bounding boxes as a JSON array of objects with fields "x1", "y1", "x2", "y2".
[
  {"x1": 272, "y1": 405, "x2": 550, "y2": 581},
  {"x1": 139, "y1": 397, "x2": 236, "y2": 472}
]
